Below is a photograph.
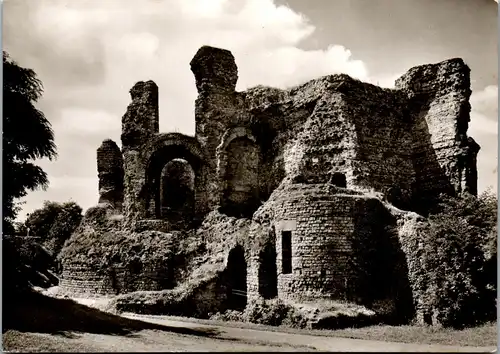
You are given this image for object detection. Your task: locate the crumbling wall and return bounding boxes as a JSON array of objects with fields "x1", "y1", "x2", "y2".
[
  {"x1": 121, "y1": 80, "x2": 159, "y2": 228},
  {"x1": 59, "y1": 265, "x2": 169, "y2": 296},
  {"x1": 343, "y1": 83, "x2": 416, "y2": 195},
  {"x1": 97, "y1": 139, "x2": 124, "y2": 209},
  {"x1": 64, "y1": 46, "x2": 482, "y2": 316},
  {"x1": 191, "y1": 47, "x2": 244, "y2": 211},
  {"x1": 143, "y1": 133, "x2": 207, "y2": 226},
  {"x1": 191, "y1": 47, "x2": 479, "y2": 218},
  {"x1": 222, "y1": 136, "x2": 260, "y2": 217},
  {"x1": 121, "y1": 87, "x2": 208, "y2": 228},
  {"x1": 396, "y1": 58, "x2": 480, "y2": 205}
]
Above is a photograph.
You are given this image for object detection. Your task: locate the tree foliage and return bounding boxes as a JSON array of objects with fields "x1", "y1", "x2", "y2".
[
  {"x1": 3, "y1": 51, "x2": 57, "y2": 233},
  {"x1": 25, "y1": 201, "x2": 83, "y2": 257},
  {"x1": 404, "y1": 190, "x2": 497, "y2": 328}
]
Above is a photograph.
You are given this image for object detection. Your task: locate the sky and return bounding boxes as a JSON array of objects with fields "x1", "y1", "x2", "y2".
[{"x1": 3, "y1": 0, "x2": 498, "y2": 221}]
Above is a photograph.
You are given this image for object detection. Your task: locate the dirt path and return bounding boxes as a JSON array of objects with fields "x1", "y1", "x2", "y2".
[
  {"x1": 9, "y1": 294, "x2": 494, "y2": 352},
  {"x1": 121, "y1": 314, "x2": 495, "y2": 352},
  {"x1": 5, "y1": 313, "x2": 496, "y2": 352}
]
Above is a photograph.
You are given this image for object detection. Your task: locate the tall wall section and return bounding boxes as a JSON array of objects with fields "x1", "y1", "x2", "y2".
[
  {"x1": 121, "y1": 80, "x2": 160, "y2": 228},
  {"x1": 341, "y1": 81, "x2": 416, "y2": 195},
  {"x1": 191, "y1": 46, "x2": 478, "y2": 216},
  {"x1": 97, "y1": 139, "x2": 124, "y2": 209},
  {"x1": 396, "y1": 58, "x2": 480, "y2": 204}
]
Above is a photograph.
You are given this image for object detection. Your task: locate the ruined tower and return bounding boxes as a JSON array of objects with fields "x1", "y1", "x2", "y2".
[
  {"x1": 97, "y1": 139, "x2": 124, "y2": 209},
  {"x1": 121, "y1": 80, "x2": 160, "y2": 227},
  {"x1": 62, "y1": 45, "x2": 481, "y2": 305}
]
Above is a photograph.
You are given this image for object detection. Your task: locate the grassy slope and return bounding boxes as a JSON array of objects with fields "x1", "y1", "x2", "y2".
[
  {"x1": 2, "y1": 292, "x2": 220, "y2": 349},
  {"x1": 327, "y1": 322, "x2": 498, "y2": 347}
]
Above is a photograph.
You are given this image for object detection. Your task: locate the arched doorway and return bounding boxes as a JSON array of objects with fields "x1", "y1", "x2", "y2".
[
  {"x1": 144, "y1": 134, "x2": 202, "y2": 226},
  {"x1": 222, "y1": 137, "x2": 260, "y2": 218},
  {"x1": 258, "y1": 243, "x2": 278, "y2": 299},
  {"x1": 159, "y1": 159, "x2": 195, "y2": 222},
  {"x1": 226, "y1": 245, "x2": 247, "y2": 311}
]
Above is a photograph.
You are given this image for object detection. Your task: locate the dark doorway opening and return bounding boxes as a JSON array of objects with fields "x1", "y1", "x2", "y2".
[
  {"x1": 331, "y1": 172, "x2": 347, "y2": 188},
  {"x1": 145, "y1": 141, "x2": 201, "y2": 225},
  {"x1": 226, "y1": 245, "x2": 247, "y2": 311},
  {"x1": 282, "y1": 231, "x2": 292, "y2": 274},
  {"x1": 159, "y1": 158, "x2": 195, "y2": 223},
  {"x1": 258, "y1": 243, "x2": 278, "y2": 299}
]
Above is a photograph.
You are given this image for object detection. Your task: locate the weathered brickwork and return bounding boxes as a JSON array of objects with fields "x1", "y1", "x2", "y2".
[
  {"x1": 60, "y1": 264, "x2": 172, "y2": 297},
  {"x1": 97, "y1": 139, "x2": 124, "y2": 209},
  {"x1": 62, "y1": 45, "x2": 480, "y2": 313},
  {"x1": 262, "y1": 184, "x2": 389, "y2": 302},
  {"x1": 395, "y1": 58, "x2": 480, "y2": 202},
  {"x1": 59, "y1": 267, "x2": 161, "y2": 296},
  {"x1": 114, "y1": 46, "x2": 479, "y2": 229}
]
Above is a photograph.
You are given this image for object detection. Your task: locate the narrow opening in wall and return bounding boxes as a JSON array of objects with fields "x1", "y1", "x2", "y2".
[
  {"x1": 282, "y1": 231, "x2": 292, "y2": 274},
  {"x1": 226, "y1": 245, "x2": 247, "y2": 311},
  {"x1": 258, "y1": 243, "x2": 278, "y2": 299},
  {"x1": 158, "y1": 158, "x2": 195, "y2": 223},
  {"x1": 331, "y1": 172, "x2": 347, "y2": 188}
]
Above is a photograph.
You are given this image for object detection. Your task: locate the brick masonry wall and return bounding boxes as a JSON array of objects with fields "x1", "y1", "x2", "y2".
[
  {"x1": 343, "y1": 85, "x2": 416, "y2": 193},
  {"x1": 97, "y1": 139, "x2": 124, "y2": 209},
  {"x1": 396, "y1": 58, "x2": 480, "y2": 199},
  {"x1": 191, "y1": 48, "x2": 478, "y2": 218},
  {"x1": 121, "y1": 81, "x2": 159, "y2": 228},
  {"x1": 112, "y1": 47, "x2": 479, "y2": 230},
  {"x1": 60, "y1": 265, "x2": 170, "y2": 296}
]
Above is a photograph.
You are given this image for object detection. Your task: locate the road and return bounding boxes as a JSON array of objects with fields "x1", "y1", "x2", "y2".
[{"x1": 117, "y1": 314, "x2": 495, "y2": 352}]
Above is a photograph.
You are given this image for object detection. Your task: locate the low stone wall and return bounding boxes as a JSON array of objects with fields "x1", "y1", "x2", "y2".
[
  {"x1": 60, "y1": 266, "x2": 115, "y2": 296},
  {"x1": 60, "y1": 264, "x2": 171, "y2": 296}
]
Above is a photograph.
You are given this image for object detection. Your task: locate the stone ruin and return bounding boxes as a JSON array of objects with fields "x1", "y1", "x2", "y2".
[{"x1": 60, "y1": 46, "x2": 480, "y2": 318}]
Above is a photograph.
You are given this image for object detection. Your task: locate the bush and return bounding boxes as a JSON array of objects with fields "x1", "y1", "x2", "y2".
[
  {"x1": 399, "y1": 191, "x2": 497, "y2": 328},
  {"x1": 242, "y1": 298, "x2": 308, "y2": 328},
  {"x1": 3, "y1": 237, "x2": 58, "y2": 294}
]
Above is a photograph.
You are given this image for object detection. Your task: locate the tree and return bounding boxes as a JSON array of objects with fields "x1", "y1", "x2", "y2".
[
  {"x1": 412, "y1": 190, "x2": 498, "y2": 327},
  {"x1": 25, "y1": 201, "x2": 83, "y2": 257},
  {"x1": 3, "y1": 52, "x2": 57, "y2": 234},
  {"x1": 24, "y1": 201, "x2": 62, "y2": 240}
]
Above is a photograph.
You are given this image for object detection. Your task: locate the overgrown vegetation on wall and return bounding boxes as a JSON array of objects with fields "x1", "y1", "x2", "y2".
[
  {"x1": 398, "y1": 190, "x2": 497, "y2": 328},
  {"x1": 59, "y1": 204, "x2": 208, "y2": 292},
  {"x1": 211, "y1": 298, "x2": 309, "y2": 328}
]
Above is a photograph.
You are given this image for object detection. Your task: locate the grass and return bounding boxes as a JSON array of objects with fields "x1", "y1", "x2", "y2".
[
  {"x1": 324, "y1": 322, "x2": 498, "y2": 347},
  {"x1": 2, "y1": 330, "x2": 99, "y2": 353}
]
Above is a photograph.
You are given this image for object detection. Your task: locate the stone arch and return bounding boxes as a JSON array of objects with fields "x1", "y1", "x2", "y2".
[
  {"x1": 225, "y1": 245, "x2": 247, "y2": 310},
  {"x1": 145, "y1": 133, "x2": 203, "y2": 223},
  {"x1": 216, "y1": 127, "x2": 261, "y2": 217}
]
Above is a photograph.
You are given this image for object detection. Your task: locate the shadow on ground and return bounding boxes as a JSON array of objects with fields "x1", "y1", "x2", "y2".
[{"x1": 3, "y1": 289, "x2": 220, "y2": 338}]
